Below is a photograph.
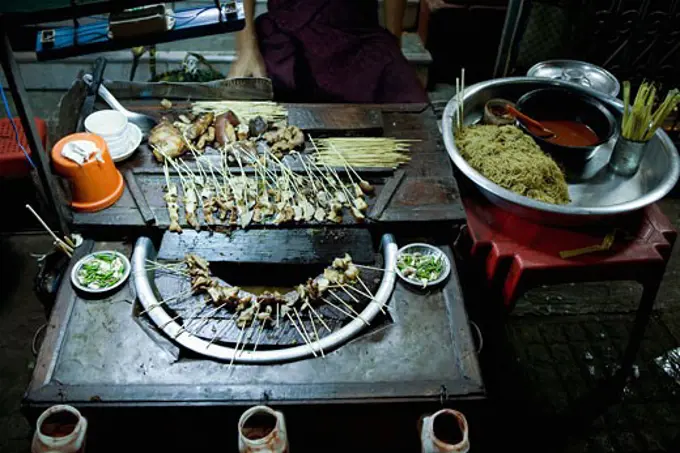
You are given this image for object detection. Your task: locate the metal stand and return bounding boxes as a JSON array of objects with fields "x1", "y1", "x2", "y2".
[{"x1": 0, "y1": 25, "x2": 70, "y2": 235}]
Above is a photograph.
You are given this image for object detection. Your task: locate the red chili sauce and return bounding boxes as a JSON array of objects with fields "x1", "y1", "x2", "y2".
[{"x1": 529, "y1": 120, "x2": 600, "y2": 147}]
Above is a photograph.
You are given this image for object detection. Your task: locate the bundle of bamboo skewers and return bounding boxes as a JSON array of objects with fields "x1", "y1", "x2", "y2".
[
  {"x1": 191, "y1": 101, "x2": 288, "y2": 122},
  {"x1": 622, "y1": 81, "x2": 680, "y2": 142},
  {"x1": 312, "y1": 137, "x2": 414, "y2": 169}
]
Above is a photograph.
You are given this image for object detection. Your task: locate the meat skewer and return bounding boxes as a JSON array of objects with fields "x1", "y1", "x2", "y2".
[
  {"x1": 294, "y1": 306, "x2": 318, "y2": 356},
  {"x1": 229, "y1": 327, "x2": 246, "y2": 368},
  {"x1": 285, "y1": 311, "x2": 317, "y2": 357},
  {"x1": 139, "y1": 288, "x2": 193, "y2": 316},
  {"x1": 308, "y1": 312, "x2": 325, "y2": 358},
  {"x1": 327, "y1": 290, "x2": 368, "y2": 325}
]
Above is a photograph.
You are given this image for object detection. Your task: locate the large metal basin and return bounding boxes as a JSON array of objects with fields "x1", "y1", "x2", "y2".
[{"x1": 442, "y1": 77, "x2": 680, "y2": 225}]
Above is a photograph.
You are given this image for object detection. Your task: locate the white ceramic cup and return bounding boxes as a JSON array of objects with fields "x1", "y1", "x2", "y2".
[{"x1": 84, "y1": 110, "x2": 129, "y2": 155}]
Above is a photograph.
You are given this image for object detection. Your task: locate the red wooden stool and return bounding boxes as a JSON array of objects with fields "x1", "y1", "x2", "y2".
[
  {"x1": 456, "y1": 192, "x2": 676, "y2": 403},
  {"x1": 0, "y1": 117, "x2": 46, "y2": 177}
]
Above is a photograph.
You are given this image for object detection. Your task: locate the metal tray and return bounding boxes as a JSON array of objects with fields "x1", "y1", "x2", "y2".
[
  {"x1": 132, "y1": 234, "x2": 397, "y2": 363},
  {"x1": 442, "y1": 77, "x2": 680, "y2": 225}
]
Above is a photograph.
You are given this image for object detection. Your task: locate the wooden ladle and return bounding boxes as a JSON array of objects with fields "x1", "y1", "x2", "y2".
[{"x1": 505, "y1": 104, "x2": 556, "y2": 138}]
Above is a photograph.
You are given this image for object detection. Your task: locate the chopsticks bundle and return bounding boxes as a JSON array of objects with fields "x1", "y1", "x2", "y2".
[
  {"x1": 25, "y1": 204, "x2": 75, "y2": 258},
  {"x1": 622, "y1": 81, "x2": 680, "y2": 142}
]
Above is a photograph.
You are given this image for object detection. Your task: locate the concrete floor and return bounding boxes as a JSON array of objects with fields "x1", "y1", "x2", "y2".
[{"x1": 0, "y1": 234, "x2": 53, "y2": 452}]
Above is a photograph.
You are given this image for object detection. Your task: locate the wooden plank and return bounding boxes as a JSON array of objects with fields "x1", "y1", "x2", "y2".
[
  {"x1": 123, "y1": 170, "x2": 155, "y2": 225},
  {"x1": 380, "y1": 176, "x2": 465, "y2": 222},
  {"x1": 287, "y1": 105, "x2": 383, "y2": 134},
  {"x1": 106, "y1": 78, "x2": 273, "y2": 101},
  {"x1": 157, "y1": 228, "x2": 376, "y2": 264},
  {"x1": 369, "y1": 170, "x2": 405, "y2": 220}
]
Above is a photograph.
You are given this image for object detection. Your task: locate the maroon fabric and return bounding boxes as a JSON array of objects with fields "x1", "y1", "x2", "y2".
[{"x1": 256, "y1": 0, "x2": 428, "y2": 103}]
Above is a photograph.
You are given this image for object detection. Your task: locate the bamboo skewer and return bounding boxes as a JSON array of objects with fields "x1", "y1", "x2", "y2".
[
  {"x1": 139, "y1": 289, "x2": 194, "y2": 315},
  {"x1": 306, "y1": 303, "x2": 331, "y2": 332},
  {"x1": 353, "y1": 263, "x2": 396, "y2": 273},
  {"x1": 308, "y1": 312, "x2": 325, "y2": 358},
  {"x1": 356, "y1": 276, "x2": 387, "y2": 315},
  {"x1": 188, "y1": 302, "x2": 229, "y2": 336},
  {"x1": 328, "y1": 290, "x2": 369, "y2": 325},
  {"x1": 313, "y1": 137, "x2": 414, "y2": 169},
  {"x1": 461, "y1": 68, "x2": 466, "y2": 129},
  {"x1": 286, "y1": 312, "x2": 317, "y2": 357},
  {"x1": 294, "y1": 306, "x2": 318, "y2": 355},
  {"x1": 321, "y1": 296, "x2": 354, "y2": 318},
  {"x1": 336, "y1": 284, "x2": 360, "y2": 303},
  {"x1": 252, "y1": 321, "x2": 266, "y2": 352},
  {"x1": 238, "y1": 304, "x2": 261, "y2": 357},
  {"x1": 207, "y1": 319, "x2": 233, "y2": 349},
  {"x1": 229, "y1": 327, "x2": 246, "y2": 368},
  {"x1": 330, "y1": 282, "x2": 389, "y2": 314},
  {"x1": 25, "y1": 204, "x2": 74, "y2": 256}
]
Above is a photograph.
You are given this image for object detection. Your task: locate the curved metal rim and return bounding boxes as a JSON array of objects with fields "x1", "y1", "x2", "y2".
[
  {"x1": 527, "y1": 60, "x2": 621, "y2": 97},
  {"x1": 442, "y1": 77, "x2": 680, "y2": 217},
  {"x1": 132, "y1": 234, "x2": 398, "y2": 363}
]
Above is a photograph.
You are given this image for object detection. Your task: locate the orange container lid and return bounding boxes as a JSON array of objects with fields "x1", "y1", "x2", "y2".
[{"x1": 52, "y1": 133, "x2": 124, "y2": 212}]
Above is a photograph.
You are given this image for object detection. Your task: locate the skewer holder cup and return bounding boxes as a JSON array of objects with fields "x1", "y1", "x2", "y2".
[{"x1": 608, "y1": 136, "x2": 649, "y2": 176}]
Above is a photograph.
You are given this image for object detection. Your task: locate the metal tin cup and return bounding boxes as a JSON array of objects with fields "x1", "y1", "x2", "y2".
[{"x1": 609, "y1": 136, "x2": 649, "y2": 176}]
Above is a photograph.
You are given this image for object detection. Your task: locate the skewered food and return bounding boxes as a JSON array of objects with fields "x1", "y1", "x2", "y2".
[
  {"x1": 164, "y1": 183, "x2": 182, "y2": 233},
  {"x1": 150, "y1": 120, "x2": 186, "y2": 161},
  {"x1": 455, "y1": 124, "x2": 570, "y2": 205}
]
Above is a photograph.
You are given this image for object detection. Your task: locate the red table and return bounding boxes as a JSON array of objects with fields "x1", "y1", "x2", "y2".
[{"x1": 456, "y1": 193, "x2": 676, "y2": 403}]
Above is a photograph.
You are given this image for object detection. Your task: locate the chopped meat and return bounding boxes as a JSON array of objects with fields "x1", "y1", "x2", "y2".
[{"x1": 149, "y1": 119, "x2": 186, "y2": 161}]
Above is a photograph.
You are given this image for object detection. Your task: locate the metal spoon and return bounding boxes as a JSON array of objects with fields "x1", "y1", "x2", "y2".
[
  {"x1": 505, "y1": 104, "x2": 556, "y2": 138},
  {"x1": 82, "y1": 74, "x2": 158, "y2": 136}
]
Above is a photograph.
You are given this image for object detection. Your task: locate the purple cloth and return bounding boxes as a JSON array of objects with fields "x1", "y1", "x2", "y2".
[{"x1": 256, "y1": 0, "x2": 428, "y2": 103}]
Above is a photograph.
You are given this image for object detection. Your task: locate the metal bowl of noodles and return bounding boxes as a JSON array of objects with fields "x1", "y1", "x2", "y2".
[{"x1": 442, "y1": 77, "x2": 680, "y2": 225}]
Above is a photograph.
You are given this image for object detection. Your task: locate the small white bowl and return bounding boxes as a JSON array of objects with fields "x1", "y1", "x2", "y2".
[
  {"x1": 84, "y1": 110, "x2": 128, "y2": 140},
  {"x1": 110, "y1": 123, "x2": 142, "y2": 162},
  {"x1": 71, "y1": 250, "x2": 131, "y2": 295},
  {"x1": 395, "y1": 243, "x2": 451, "y2": 288}
]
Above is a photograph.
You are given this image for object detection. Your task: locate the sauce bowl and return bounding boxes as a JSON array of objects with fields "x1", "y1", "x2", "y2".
[{"x1": 516, "y1": 88, "x2": 617, "y2": 165}]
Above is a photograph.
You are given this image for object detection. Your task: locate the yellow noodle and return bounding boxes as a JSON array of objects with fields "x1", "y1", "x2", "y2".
[{"x1": 455, "y1": 125, "x2": 570, "y2": 205}]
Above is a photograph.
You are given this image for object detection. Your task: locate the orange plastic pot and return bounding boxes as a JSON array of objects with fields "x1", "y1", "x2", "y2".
[{"x1": 51, "y1": 133, "x2": 124, "y2": 212}]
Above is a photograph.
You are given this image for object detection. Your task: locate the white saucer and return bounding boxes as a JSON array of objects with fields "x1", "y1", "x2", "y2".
[{"x1": 109, "y1": 123, "x2": 142, "y2": 163}]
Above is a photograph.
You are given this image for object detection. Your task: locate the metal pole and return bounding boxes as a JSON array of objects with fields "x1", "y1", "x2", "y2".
[{"x1": 0, "y1": 25, "x2": 70, "y2": 235}]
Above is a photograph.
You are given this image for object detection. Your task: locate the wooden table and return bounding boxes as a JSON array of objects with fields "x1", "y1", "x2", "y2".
[
  {"x1": 53, "y1": 80, "x2": 465, "y2": 233},
  {"x1": 24, "y1": 81, "x2": 482, "y2": 452}
]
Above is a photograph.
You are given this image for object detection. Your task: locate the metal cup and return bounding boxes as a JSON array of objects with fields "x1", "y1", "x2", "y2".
[{"x1": 608, "y1": 136, "x2": 649, "y2": 176}]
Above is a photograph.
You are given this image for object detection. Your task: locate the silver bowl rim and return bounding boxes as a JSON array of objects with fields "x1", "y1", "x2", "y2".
[{"x1": 442, "y1": 76, "x2": 680, "y2": 217}]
